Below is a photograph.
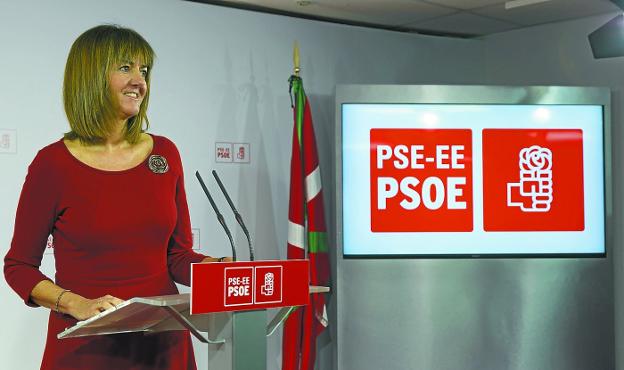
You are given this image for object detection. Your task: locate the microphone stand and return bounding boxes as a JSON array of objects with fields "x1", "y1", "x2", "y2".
[
  {"x1": 195, "y1": 171, "x2": 237, "y2": 261},
  {"x1": 212, "y1": 170, "x2": 255, "y2": 261}
]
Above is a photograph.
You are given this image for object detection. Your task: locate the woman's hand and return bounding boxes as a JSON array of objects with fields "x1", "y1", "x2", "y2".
[
  {"x1": 64, "y1": 293, "x2": 124, "y2": 321},
  {"x1": 30, "y1": 281, "x2": 125, "y2": 321}
]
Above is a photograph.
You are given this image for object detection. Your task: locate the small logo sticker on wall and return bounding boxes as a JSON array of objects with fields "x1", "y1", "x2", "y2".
[
  {"x1": 233, "y1": 143, "x2": 250, "y2": 163},
  {"x1": 216, "y1": 142, "x2": 233, "y2": 163},
  {"x1": 192, "y1": 228, "x2": 200, "y2": 250},
  {"x1": 0, "y1": 129, "x2": 17, "y2": 154}
]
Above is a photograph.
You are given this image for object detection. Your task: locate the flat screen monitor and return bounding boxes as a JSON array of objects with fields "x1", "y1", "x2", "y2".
[{"x1": 338, "y1": 86, "x2": 609, "y2": 258}]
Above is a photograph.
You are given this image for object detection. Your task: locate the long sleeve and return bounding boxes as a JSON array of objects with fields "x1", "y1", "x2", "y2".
[
  {"x1": 166, "y1": 148, "x2": 205, "y2": 286},
  {"x1": 4, "y1": 151, "x2": 57, "y2": 306}
]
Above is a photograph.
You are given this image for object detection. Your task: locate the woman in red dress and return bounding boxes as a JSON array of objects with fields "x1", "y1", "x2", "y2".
[{"x1": 4, "y1": 25, "x2": 231, "y2": 369}]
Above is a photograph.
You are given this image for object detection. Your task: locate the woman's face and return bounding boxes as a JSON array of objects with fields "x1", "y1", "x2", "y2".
[{"x1": 109, "y1": 60, "x2": 148, "y2": 121}]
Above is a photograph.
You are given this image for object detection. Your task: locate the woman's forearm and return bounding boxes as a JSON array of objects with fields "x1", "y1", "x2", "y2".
[
  {"x1": 30, "y1": 280, "x2": 123, "y2": 320},
  {"x1": 30, "y1": 280, "x2": 80, "y2": 315}
]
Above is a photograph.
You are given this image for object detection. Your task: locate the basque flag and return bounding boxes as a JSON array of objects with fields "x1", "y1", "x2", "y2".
[{"x1": 281, "y1": 75, "x2": 330, "y2": 370}]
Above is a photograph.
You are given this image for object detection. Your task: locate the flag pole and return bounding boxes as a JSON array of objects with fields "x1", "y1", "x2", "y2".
[
  {"x1": 293, "y1": 41, "x2": 300, "y2": 77},
  {"x1": 294, "y1": 40, "x2": 309, "y2": 370},
  {"x1": 292, "y1": 41, "x2": 308, "y2": 258}
]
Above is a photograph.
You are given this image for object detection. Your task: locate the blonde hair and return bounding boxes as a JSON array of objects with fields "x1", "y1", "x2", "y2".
[{"x1": 63, "y1": 25, "x2": 155, "y2": 144}]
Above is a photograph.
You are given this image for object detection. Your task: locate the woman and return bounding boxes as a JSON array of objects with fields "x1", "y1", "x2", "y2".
[{"x1": 4, "y1": 25, "x2": 229, "y2": 369}]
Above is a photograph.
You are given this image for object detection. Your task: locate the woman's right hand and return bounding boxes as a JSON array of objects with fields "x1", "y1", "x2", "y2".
[{"x1": 65, "y1": 293, "x2": 124, "y2": 321}]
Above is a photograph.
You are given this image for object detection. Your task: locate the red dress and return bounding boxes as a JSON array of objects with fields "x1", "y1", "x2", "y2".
[{"x1": 4, "y1": 135, "x2": 206, "y2": 369}]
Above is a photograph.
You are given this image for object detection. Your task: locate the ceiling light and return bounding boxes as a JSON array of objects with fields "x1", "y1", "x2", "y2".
[{"x1": 505, "y1": 0, "x2": 552, "y2": 10}]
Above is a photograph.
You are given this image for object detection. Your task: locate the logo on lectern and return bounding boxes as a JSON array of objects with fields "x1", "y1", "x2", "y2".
[
  {"x1": 255, "y1": 266, "x2": 283, "y2": 304},
  {"x1": 224, "y1": 267, "x2": 254, "y2": 306},
  {"x1": 223, "y1": 265, "x2": 283, "y2": 306}
]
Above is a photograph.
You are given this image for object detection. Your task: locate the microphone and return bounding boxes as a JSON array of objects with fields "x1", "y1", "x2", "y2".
[
  {"x1": 212, "y1": 170, "x2": 255, "y2": 261},
  {"x1": 195, "y1": 171, "x2": 237, "y2": 262}
]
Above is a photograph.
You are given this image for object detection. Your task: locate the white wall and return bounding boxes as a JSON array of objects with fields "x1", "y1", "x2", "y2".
[
  {"x1": 482, "y1": 12, "x2": 623, "y2": 369},
  {"x1": 0, "y1": 1, "x2": 483, "y2": 369}
]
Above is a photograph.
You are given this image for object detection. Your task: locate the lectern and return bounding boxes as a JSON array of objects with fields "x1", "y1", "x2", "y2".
[{"x1": 58, "y1": 259, "x2": 328, "y2": 370}]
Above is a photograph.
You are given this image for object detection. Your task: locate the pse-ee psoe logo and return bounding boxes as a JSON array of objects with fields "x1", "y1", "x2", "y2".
[
  {"x1": 224, "y1": 265, "x2": 283, "y2": 307},
  {"x1": 482, "y1": 129, "x2": 585, "y2": 231},
  {"x1": 370, "y1": 129, "x2": 473, "y2": 232}
]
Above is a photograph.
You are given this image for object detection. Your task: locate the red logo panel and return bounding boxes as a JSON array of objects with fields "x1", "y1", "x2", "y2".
[
  {"x1": 224, "y1": 267, "x2": 254, "y2": 306},
  {"x1": 370, "y1": 129, "x2": 473, "y2": 232},
  {"x1": 255, "y1": 266, "x2": 283, "y2": 304},
  {"x1": 482, "y1": 129, "x2": 584, "y2": 231},
  {"x1": 191, "y1": 260, "x2": 309, "y2": 314}
]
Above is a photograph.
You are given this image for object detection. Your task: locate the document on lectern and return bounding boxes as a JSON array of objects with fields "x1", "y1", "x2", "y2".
[{"x1": 58, "y1": 294, "x2": 191, "y2": 339}]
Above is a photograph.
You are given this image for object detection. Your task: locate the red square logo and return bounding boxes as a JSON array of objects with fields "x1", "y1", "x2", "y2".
[
  {"x1": 482, "y1": 129, "x2": 585, "y2": 231},
  {"x1": 370, "y1": 129, "x2": 473, "y2": 232},
  {"x1": 224, "y1": 267, "x2": 254, "y2": 306},
  {"x1": 254, "y1": 266, "x2": 283, "y2": 304}
]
